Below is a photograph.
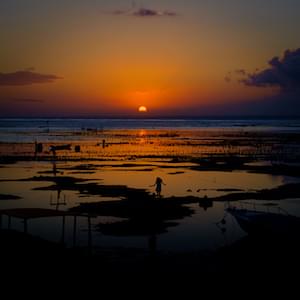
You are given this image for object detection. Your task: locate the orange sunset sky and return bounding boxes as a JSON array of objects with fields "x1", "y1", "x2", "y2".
[{"x1": 0, "y1": 0, "x2": 299, "y2": 116}]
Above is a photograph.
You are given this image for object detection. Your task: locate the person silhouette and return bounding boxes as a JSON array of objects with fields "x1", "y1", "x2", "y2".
[{"x1": 150, "y1": 177, "x2": 166, "y2": 198}]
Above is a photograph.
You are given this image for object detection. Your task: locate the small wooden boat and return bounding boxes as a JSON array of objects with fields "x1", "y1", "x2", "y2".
[{"x1": 227, "y1": 207, "x2": 300, "y2": 236}]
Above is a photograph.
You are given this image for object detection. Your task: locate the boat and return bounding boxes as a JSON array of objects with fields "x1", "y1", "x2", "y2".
[{"x1": 227, "y1": 206, "x2": 300, "y2": 237}]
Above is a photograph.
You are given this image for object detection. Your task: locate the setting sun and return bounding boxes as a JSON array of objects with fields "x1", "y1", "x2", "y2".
[{"x1": 138, "y1": 106, "x2": 148, "y2": 113}]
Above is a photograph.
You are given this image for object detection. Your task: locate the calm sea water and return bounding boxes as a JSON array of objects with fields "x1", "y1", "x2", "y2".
[
  {"x1": 0, "y1": 118, "x2": 300, "y2": 143},
  {"x1": 1, "y1": 118, "x2": 300, "y2": 130}
]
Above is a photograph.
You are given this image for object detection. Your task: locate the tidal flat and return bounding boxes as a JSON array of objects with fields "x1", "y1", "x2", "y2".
[{"x1": 1, "y1": 127, "x2": 300, "y2": 276}]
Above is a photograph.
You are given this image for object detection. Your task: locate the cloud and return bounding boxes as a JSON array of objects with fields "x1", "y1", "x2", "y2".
[
  {"x1": 8, "y1": 98, "x2": 44, "y2": 103},
  {"x1": 239, "y1": 48, "x2": 300, "y2": 91},
  {"x1": 235, "y1": 69, "x2": 246, "y2": 76},
  {"x1": 224, "y1": 48, "x2": 300, "y2": 115},
  {"x1": 110, "y1": 6, "x2": 178, "y2": 17},
  {"x1": 132, "y1": 8, "x2": 178, "y2": 17},
  {"x1": 0, "y1": 70, "x2": 62, "y2": 86},
  {"x1": 112, "y1": 9, "x2": 129, "y2": 15}
]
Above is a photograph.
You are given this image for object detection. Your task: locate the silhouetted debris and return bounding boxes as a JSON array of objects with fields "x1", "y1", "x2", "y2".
[{"x1": 49, "y1": 144, "x2": 72, "y2": 152}]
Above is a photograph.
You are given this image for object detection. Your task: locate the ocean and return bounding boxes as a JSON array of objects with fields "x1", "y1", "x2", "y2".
[{"x1": 0, "y1": 117, "x2": 300, "y2": 143}]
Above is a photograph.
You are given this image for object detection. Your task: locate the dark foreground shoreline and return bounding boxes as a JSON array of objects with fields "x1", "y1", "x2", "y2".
[{"x1": 1, "y1": 227, "x2": 299, "y2": 280}]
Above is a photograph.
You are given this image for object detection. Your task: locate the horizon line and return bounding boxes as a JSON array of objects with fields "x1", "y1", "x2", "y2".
[{"x1": 1, "y1": 114, "x2": 300, "y2": 120}]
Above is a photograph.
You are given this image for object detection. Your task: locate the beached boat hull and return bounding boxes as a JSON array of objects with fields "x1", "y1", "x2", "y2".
[{"x1": 227, "y1": 207, "x2": 300, "y2": 236}]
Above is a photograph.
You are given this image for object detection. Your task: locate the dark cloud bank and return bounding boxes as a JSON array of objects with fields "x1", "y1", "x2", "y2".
[
  {"x1": 0, "y1": 70, "x2": 62, "y2": 86},
  {"x1": 227, "y1": 48, "x2": 300, "y2": 116},
  {"x1": 241, "y1": 48, "x2": 300, "y2": 90}
]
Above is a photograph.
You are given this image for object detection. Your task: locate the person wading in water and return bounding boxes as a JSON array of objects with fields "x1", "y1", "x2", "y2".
[{"x1": 150, "y1": 177, "x2": 166, "y2": 198}]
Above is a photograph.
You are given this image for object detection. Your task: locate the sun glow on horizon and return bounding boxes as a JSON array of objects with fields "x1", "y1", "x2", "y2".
[{"x1": 138, "y1": 106, "x2": 148, "y2": 112}]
